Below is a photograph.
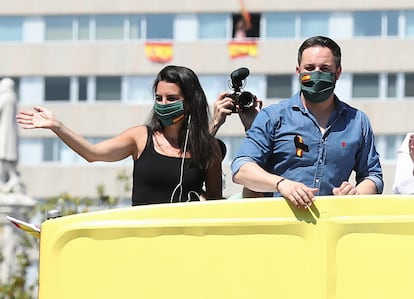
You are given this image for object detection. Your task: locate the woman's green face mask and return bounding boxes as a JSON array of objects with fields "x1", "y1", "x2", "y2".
[{"x1": 154, "y1": 100, "x2": 185, "y2": 127}]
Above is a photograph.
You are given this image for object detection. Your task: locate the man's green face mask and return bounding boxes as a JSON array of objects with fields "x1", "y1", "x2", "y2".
[{"x1": 300, "y1": 71, "x2": 336, "y2": 103}]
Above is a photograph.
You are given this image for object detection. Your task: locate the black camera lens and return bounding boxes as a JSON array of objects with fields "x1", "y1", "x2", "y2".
[{"x1": 238, "y1": 91, "x2": 255, "y2": 109}]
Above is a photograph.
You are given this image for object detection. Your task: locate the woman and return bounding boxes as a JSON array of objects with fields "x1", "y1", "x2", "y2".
[
  {"x1": 16, "y1": 65, "x2": 223, "y2": 205},
  {"x1": 393, "y1": 133, "x2": 414, "y2": 194}
]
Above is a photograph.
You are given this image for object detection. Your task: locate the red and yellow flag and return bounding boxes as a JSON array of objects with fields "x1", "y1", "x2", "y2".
[
  {"x1": 145, "y1": 42, "x2": 173, "y2": 63},
  {"x1": 301, "y1": 73, "x2": 311, "y2": 83},
  {"x1": 228, "y1": 40, "x2": 258, "y2": 59}
]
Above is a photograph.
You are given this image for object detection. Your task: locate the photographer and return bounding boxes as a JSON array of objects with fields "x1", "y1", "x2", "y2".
[
  {"x1": 210, "y1": 68, "x2": 263, "y2": 136},
  {"x1": 210, "y1": 92, "x2": 262, "y2": 136}
]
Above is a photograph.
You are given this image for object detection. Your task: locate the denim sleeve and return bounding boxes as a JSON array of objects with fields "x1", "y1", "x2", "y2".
[
  {"x1": 231, "y1": 156, "x2": 256, "y2": 178},
  {"x1": 231, "y1": 107, "x2": 277, "y2": 178},
  {"x1": 354, "y1": 113, "x2": 384, "y2": 193}
]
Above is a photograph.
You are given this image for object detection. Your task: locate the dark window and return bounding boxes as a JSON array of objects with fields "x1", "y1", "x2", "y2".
[
  {"x1": 267, "y1": 75, "x2": 292, "y2": 99},
  {"x1": 96, "y1": 76, "x2": 121, "y2": 101},
  {"x1": 78, "y1": 77, "x2": 87, "y2": 101},
  {"x1": 232, "y1": 13, "x2": 261, "y2": 38},
  {"x1": 405, "y1": 73, "x2": 414, "y2": 97},
  {"x1": 45, "y1": 77, "x2": 70, "y2": 101}
]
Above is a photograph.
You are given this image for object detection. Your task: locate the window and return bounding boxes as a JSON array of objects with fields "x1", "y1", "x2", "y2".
[
  {"x1": 406, "y1": 11, "x2": 414, "y2": 37},
  {"x1": 78, "y1": 77, "x2": 88, "y2": 101},
  {"x1": 78, "y1": 16, "x2": 90, "y2": 40},
  {"x1": 0, "y1": 17, "x2": 23, "y2": 42},
  {"x1": 376, "y1": 134, "x2": 405, "y2": 161},
  {"x1": 45, "y1": 16, "x2": 73, "y2": 40},
  {"x1": 352, "y1": 74, "x2": 379, "y2": 98},
  {"x1": 95, "y1": 15, "x2": 124, "y2": 40},
  {"x1": 387, "y1": 73, "x2": 397, "y2": 98},
  {"x1": 265, "y1": 13, "x2": 296, "y2": 38},
  {"x1": 96, "y1": 76, "x2": 121, "y2": 100},
  {"x1": 45, "y1": 77, "x2": 70, "y2": 101},
  {"x1": 266, "y1": 75, "x2": 292, "y2": 99},
  {"x1": 386, "y1": 11, "x2": 399, "y2": 36},
  {"x1": 354, "y1": 11, "x2": 381, "y2": 37},
  {"x1": 146, "y1": 14, "x2": 173, "y2": 39},
  {"x1": 405, "y1": 73, "x2": 414, "y2": 97},
  {"x1": 198, "y1": 75, "x2": 228, "y2": 103},
  {"x1": 232, "y1": 13, "x2": 261, "y2": 39},
  {"x1": 19, "y1": 138, "x2": 42, "y2": 165},
  {"x1": 126, "y1": 76, "x2": 154, "y2": 102},
  {"x1": 129, "y1": 15, "x2": 142, "y2": 39},
  {"x1": 43, "y1": 138, "x2": 61, "y2": 162},
  {"x1": 300, "y1": 13, "x2": 329, "y2": 38},
  {"x1": 198, "y1": 14, "x2": 227, "y2": 39}
]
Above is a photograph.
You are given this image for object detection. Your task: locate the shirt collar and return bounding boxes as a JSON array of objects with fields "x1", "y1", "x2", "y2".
[{"x1": 291, "y1": 91, "x2": 347, "y2": 116}]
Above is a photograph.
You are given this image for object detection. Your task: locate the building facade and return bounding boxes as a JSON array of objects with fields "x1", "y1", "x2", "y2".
[{"x1": 1, "y1": 0, "x2": 414, "y2": 199}]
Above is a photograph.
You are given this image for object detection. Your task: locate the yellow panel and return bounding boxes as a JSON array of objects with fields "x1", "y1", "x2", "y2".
[{"x1": 38, "y1": 195, "x2": 414, "y2": 299}]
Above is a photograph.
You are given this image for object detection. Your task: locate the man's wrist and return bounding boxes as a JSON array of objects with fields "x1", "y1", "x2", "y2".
[{"x1": 275, "y1": 178, "x2": 285, "y2": 192}]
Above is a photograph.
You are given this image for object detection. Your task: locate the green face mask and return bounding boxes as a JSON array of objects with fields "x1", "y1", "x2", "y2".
[
  {"x1": 300, "y1": 71, "x2": 336, "y2": 103},
  {"x1": 154, "y1": 100, "x2": 185, "y2": 127}
]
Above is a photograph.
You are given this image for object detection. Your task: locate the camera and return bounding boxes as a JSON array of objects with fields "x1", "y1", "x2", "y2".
[{"x1": 228, "y1": 67, "x2": 256, "y2": 113}]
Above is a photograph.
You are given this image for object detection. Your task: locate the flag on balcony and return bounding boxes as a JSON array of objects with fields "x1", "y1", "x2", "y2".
[
  {"x1": 145, "y1": 42, "x2": 173, "y2": 63},
  {"x1": 228, "y1": 40, "x2": 258, "y2": 59}
]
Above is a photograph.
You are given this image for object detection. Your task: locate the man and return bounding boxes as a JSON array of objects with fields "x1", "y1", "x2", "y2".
[{"x1": 231, "y1": 36, "x2": 383, "y2": 208}]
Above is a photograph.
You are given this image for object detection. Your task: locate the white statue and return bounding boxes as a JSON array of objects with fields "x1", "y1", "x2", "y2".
[{"x1": 0, "y1": 77, "x2": 24, "y2": 193}]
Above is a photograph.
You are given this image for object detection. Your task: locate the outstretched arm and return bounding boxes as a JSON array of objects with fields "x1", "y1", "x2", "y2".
[{"x1": 16, "y1": 106, "x2": 138, "y2": 162}]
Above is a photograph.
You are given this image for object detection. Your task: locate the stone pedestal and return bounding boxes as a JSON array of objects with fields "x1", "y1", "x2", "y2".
[{"x1": 0, "y1": 192, "x2": 36, "y2": 282}]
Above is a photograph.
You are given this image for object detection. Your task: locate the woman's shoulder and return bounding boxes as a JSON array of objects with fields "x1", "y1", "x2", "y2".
[
  {"x1": 124, "y1": 125, "x2": 149, "y2": 135},
  {"x1": 124, "y1": 125, "x2": 151, "y2": 159},
  {"x1": 120, "y1": 125, "x2": 151, "y2": 144}
]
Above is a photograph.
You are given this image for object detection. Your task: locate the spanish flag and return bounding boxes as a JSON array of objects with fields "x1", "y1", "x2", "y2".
[
  {"x1": 228, "y1": 40, "x2": 258, "y2": 59},
  {"x1": 301, "y1": 73, "x2": 311, "y2": 83},
  {"x1": 145, "y1": 42, "x2": 173, "y2": 63}
]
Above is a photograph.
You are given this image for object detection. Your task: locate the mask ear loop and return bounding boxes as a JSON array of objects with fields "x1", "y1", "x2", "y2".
[{"x1": 170, "y1": 115, "x2": 192, "y2": 203}]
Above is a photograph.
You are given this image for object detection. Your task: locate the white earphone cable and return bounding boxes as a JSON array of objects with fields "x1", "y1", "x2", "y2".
[{"x1": 170, "y1": 115, "x2": 200, "y2": 203}]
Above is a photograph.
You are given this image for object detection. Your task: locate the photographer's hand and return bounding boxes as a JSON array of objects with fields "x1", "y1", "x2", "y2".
[
  {"x1": 210, "y1": 92, "x2": 234, "y2": 136},
  {"x1": 238, "y1": 97, "x2": 262, "y2": 131}
]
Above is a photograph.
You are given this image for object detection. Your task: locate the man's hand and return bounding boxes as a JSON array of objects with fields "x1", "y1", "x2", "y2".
[
  {"x1": 332, "y1": 181, "x2": 358, "y2": 195},
  {"x1": 277, "y1": 178, "x2": 318, "y2": 208}
]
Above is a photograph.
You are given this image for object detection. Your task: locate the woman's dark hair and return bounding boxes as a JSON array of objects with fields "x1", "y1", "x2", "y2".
[
  {"x1": 148, "y1": 65, "x2": 216, "y2": 169},
  {"x1": 297, "y1": 35, "x2": 342, "y2": 68}
]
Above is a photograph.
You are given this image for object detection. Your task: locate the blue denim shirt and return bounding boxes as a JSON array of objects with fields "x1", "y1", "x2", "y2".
[{"x1": 231, "y1": 92, "x2": 383, "y2": 196}]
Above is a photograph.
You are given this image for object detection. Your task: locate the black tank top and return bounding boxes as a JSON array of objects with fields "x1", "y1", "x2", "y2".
[{"x1": 131, "y1": 127, "x2": 205, "y2": 206}]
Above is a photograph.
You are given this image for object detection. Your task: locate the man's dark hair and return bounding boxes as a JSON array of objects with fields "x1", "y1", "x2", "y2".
[{"x1": 297, "y1": 36, "x2": 341, "y2": 68}]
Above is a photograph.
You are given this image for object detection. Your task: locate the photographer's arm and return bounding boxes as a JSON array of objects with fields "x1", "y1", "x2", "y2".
[
  {"x1": 210, "y1": 92, "x2": 234, "y2": 136},
  {"x1": 210, "y1": 93, "x2": 262, "y2": 136},
  {"x1": 237, "y1": 98, "x2": 262, "y2": 131}
]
